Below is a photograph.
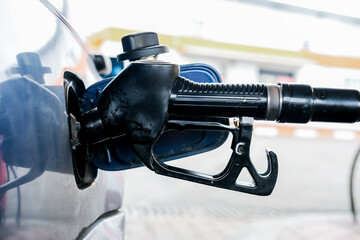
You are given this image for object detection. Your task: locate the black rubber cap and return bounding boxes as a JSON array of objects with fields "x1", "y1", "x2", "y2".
[{"x1": 117, "y1": 32, "x2": 169, "y2": 61}]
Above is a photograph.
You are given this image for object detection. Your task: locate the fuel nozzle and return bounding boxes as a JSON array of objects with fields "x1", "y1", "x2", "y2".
[{"x1": 117, "y1": 32, "x2": 169, "y2": 61}]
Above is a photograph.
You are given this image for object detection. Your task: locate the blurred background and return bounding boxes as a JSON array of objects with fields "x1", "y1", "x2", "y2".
[{"x1": 67, "y1": 0, "x2": 360, "y2": 239}]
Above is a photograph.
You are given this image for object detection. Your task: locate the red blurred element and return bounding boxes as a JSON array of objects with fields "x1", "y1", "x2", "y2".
[
  {"x1": 0, "y1": 135, "x2": 6, "y2": 222},
  {"x1": 276, "y1": 75, "x2": 295, "y2": 83}
]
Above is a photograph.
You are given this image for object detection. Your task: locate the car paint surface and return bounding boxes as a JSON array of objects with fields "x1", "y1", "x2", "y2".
[{"x1": 0, "y1": 1, "x2": 124, "y2": 239}]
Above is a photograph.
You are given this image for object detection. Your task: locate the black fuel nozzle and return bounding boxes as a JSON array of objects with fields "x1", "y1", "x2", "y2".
[{"x1": 76, "y1": 32, "x2": 360, "y2": 196}]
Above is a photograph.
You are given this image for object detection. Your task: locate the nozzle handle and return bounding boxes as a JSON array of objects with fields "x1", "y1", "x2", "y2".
[{"x1": 169, "y1": 77, "x2": 360, "y2": 123}]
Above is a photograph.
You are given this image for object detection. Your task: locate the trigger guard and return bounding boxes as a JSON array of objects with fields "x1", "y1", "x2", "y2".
[{"x1": 131, "y1": 119, "x2": 279, "y2": 196}]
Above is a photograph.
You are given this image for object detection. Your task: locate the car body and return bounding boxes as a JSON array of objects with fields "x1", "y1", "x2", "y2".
[{"x1": 0, "y1": 1, "x2": 125, "y2": 239}]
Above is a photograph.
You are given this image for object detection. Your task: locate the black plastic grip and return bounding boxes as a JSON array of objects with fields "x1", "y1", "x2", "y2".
[
  {"x1": 169, "y1": 78, "x2": 360, "y2": 124},
  {"x1": 277, "y1": 83, "x2": 313, "y2": 123},
  {"x1": 169, "y1": 77, "x2": 268, "y2": 119},
  {"x1": 312, "y1": 88, "x2": 360, "y2": 122},
  {"x1": 278, "y1": 83, "x2": 360, "y2": 123}
]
